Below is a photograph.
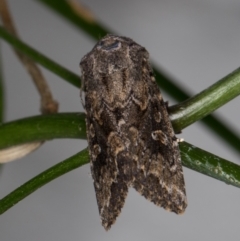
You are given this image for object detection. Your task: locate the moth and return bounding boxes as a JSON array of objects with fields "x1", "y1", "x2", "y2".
[{"x1": 80, "y1": 34, "x2": 187, "y2": 230}]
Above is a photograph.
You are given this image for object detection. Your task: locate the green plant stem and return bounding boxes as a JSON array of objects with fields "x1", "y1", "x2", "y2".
[
  {"x1": 170, "y1": 67, "x2": 240, "y2": 132},
  {"x1": 0, "y1": 149, "x2": 89, "y2": 215},
  {"x1": 180, "y1": 142, "x2": 240, "y2": 188},
  {"x1": 0, "y1": 26, "x2": 79, "y2": 88},
  {"x1": 0, "y1": 113, "x2": 86, "y2": 149},
  {"x1": 0, "y1": 142, "x2": 239, "y2": 215},
  {"x1": 36, "y1": 0, "x2": 240, "y2": 155}
]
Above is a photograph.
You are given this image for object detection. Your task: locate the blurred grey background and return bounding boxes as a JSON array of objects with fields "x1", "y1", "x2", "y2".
[{"x1": 0, "y1": 0, "x2": 240, "y2": 240}]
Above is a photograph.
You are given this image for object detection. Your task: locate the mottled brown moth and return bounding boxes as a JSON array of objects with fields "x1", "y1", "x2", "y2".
[{"x1": 80, "y1": 34, "x2": 187, "y2": 230}]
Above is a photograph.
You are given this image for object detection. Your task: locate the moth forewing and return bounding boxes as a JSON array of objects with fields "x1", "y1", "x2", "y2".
[{"x1": 80, "y1": 34, "x2": 187, "y2": 230}]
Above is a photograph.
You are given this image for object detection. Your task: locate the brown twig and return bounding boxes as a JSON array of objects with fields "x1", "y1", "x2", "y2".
[
  {"x1": 0, "y1": 0, "x2": 58, "y2": 162},
  {"x1": 0, "y1": 0, "x2": 58, "y2": 114},
  {"x1": 67, "y1": 0, "x2": 95, "y2": 24}
]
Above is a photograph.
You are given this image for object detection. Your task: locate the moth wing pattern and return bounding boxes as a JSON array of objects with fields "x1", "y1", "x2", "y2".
[
  {"x1": 80, "y1": 34, "x2": 187, "y2": 230},
  {"x1": 83, "y1": 104, "x2": 130, "y2": 230},
  {"x1": 131, "y1": 64, "x2": 187, "y2": 213}
]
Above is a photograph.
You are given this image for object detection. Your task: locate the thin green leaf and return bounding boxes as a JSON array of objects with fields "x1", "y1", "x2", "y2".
[{"x1": 0, "y1": 149, "x2": 89, "y2": 215}]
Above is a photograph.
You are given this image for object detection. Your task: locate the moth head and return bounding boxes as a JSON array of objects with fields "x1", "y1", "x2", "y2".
[
  {"x1": 80, "y1": 34, "x2": 150, "y2": 78},
  {"x1": 97, "y1": 38, "x2": 121, "y2": 51}
]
